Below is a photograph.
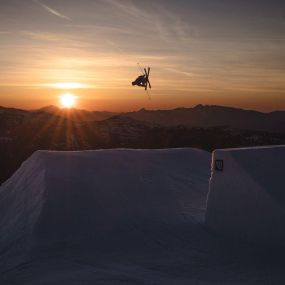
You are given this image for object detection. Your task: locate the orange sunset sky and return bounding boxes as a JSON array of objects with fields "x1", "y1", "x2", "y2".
[{"x1": 0, "y1": 0, "x2": 285, "y2": 111}]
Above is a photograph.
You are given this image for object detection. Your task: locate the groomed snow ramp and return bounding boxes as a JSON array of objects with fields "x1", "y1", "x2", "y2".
[
  {"x1": 206, "y1": 145, "x2": 285, "y2": 246},
  {"x1": 0, "y1": 148, "x2": 211, "y2": 273}
]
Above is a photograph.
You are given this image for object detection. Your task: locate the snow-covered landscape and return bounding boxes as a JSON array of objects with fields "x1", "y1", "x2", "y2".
[
  {"x1": 2, "y1": 0, "x2": 285, "y2": 282},
  {"x1": 0, "y1": 147, "x2": 285, "y2": 284}
]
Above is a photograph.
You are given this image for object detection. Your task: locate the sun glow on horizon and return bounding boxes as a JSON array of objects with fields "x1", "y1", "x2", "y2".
[
  {"x1": 60, "y1": 93, "x2": 76, "y2": 108},
  {"x1": 49, "y1": 82, "x2": 90, "y2": 89}
]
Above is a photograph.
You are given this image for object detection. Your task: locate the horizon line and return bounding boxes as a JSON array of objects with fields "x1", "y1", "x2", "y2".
[{"x1": 0, "y1": 104, "x2": 284, "y2": 114}]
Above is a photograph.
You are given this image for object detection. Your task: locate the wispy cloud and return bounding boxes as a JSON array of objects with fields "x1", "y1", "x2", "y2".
[
  {"x1": 104, "y1": 0, "x2": 149, "y2": 21},
  {"x1": 20, "y1": 31, "x2": 63, "y2": 41},
  {"x1": 165, "y1": 68, "x2": 193, "y2": 77},
  {"x1": 65, "y1": 24, "x2": 135, "y2": 35},
  {"x1": 33, "y1": 0, "x2": 71, "y2": 20},
  {"x1": 104, "y1": 0, "x2": 190, "y2": 44}
]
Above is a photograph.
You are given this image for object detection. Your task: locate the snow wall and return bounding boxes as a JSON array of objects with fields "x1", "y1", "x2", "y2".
[
  {"x1": 0, "y1": 148, "x2": 210, "y2": 272},
  {"x1": 206, "y1": 145, "x2": 285, "y2": 246}
]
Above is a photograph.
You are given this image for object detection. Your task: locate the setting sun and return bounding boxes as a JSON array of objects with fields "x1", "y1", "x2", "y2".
[{"x1": 60, "y1": 93, "x2": 76, "y2": 108}]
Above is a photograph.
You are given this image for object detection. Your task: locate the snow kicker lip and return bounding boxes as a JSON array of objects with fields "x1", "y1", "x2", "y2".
[
  {"x1": 206, "y1": 145, "x2": 285, "y2": 246},
  {"x1": 0, "y1": 148, "x2": 211, "y2": 272}
]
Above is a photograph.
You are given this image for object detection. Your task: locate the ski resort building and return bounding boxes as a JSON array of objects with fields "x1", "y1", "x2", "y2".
[{"x1": 206, "y1": 145, "x2": 285, "y2": 246}]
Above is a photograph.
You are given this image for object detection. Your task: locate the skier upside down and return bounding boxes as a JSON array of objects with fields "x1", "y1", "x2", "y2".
[{"x1": 132, "y1": 67, "x2": 151, "y2": 91}]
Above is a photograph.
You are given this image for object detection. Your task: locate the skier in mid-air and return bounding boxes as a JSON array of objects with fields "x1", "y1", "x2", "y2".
[
  {"x1": 132, "y1": 74, "x2": 147, "y2": 87},
  {"x1": 132, "y1": 66, "x2": 151, "y2": 91}
]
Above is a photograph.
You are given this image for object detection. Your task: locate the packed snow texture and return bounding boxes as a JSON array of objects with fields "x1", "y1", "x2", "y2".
[
  {"x1": 1, "y1": 148, "x2": 285, "y2": 284},
  {"x1": 206, "y1": 145, "x2": 285, "y2": 246}
]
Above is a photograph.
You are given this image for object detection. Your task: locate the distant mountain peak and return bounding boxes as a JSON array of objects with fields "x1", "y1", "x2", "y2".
[
  {"x1": 194, "y1": 104, "x2": 204, "y2": 109},
  {"x1": 37, "y1": 105, "x2": 60, "y2": 112},
  {"x1": 138, "y1": 108, "x2": 148, "y2": 112}
]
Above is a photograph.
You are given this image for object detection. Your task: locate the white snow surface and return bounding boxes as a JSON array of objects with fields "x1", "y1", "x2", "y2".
[
  {"x1": 0, "y1": 148, "x2": 285, "y2": 284},
  {"x1": 206, "y1": 145, "x2": 285, "y2": 246}
]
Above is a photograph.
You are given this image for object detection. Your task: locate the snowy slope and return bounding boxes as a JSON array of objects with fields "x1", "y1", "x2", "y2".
[
  {"x1": 206, "y1": 145, "x2": 285, "y2": 245},
  {"x1": 0, "y1": 152, "x2": 46, "y2": 271},
  {"x1": 0, "y1": 149, "x2": 209, "y2": 276},
  {"x1": 1, "y1": 148, "x2": 285, "y2": 284}
]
